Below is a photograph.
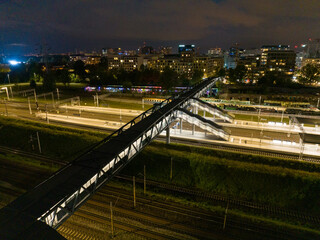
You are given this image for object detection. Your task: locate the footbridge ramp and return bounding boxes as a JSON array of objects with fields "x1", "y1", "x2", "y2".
[
  {"x1": 188, "y1": 98, "x2": 234, "y2": 123},
  {"x1": 176, "y1": 108, "x2": 229, "y2": 140}
]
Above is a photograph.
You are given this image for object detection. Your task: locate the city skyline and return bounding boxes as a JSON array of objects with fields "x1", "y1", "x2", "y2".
[{"x1": 1, "y1": 0, "x2": 319, "y2": 55}]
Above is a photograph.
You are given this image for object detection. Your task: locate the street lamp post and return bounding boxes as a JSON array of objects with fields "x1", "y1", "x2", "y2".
[
  {"x1": 36, "y1": 132, "x2": 42, "y2": 154},
  {"x1": 96, "y1": 93, "x2": 99, "y2": 107},
  {"x1": 281, "y1": 109, "x2": 284, "y2": 123},
  {"x1": 33, "y1": 89, "x2": 38, "y2": 110},
  {"x1": 299, "y1": 139, "x2": 304, "y2": 160},
  {"x1": 4, "y1": 99, "x2": 8, "y2": 116},
  {"x1": 9, "y1": 87, "x2": 13, "y2": 99},
  {"x1": 260, "y1": 128, "x2": 263, "y2": 142},
  {"x1": 28, "y1": 97, "x2": 32, "y2": 115},
  {"x1": 51, "y1": 92, "x2": 55, "y2": 108},
  {"x1": 56, "y1": 88, "x2": 60, "y2": 101},
  {"x1": 45, "y1": 104, "x2": 49, "y2": 123}
]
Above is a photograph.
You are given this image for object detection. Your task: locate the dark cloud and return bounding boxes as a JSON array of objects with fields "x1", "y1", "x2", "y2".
[
  {"x1": 6, "y1": 43, "x2": 27, "y2": 47},
  {"x1": 0, "y1": 0, "x2": 319, "y2": 54}
]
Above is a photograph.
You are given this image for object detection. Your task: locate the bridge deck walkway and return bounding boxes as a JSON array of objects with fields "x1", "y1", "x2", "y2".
[{"x1": 0, "y1": 79, "x2": 216, "y2": 239}]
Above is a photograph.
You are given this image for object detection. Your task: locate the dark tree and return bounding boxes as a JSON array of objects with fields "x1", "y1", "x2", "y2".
[
  {"x1": 180, "y1": 73, "x2": 189, "y2": 87},
  {"x1": 0, "y1": 66, "x2": 10, "y2": 84},
  {"x1": 141, "y1": 68, "x2": 160, "y2": 85},
  {"x1": 117, "y1": 68, "x2": 129, "y2": 85},
  {"x1": 42, "y1": 72, "x2": 56, "y2": 91},
  {"x1": 9, "y1": 64, "x2": 29, "y2": 83},
  {"x1": 123, "y1": 80, "x2": 133, "y2": 92},
  {"x1": 99, "y1": 57, "x2": 108, "y2": 68},
  {"x1": 159, "y1": 66, "x2": 178, "y2": 92},
  {"x1": 257, "y1": 70, "x2": 292, "y2": 87},
  {"x1": 27, "y1": 61, "x2": 42, "y2": 78},
  {"x1": 228, "y1": 64, "x2": 247, "y2": 84},
  {"x1": 0, "y1": 73, "x2": 6, "y2": 83},
  {"x1": 73, "y1": 60, "x2": 86, "y2": 81},
  {"x1": 56, "y1": 68, "x2": 71, "y2": 87},
  {"x1": 139, "y1": 64, "x2": 146, "y2": 71},
  {"x1": 215, "y1": 67, "x2": 226, "y2": 78},
  {"x1": 298, "y1": 64, "x2": 320, "y2": 85},
  {"x1": 257, "y1": 71, "x2": 278, "y2": 86},
  {"x1": 30, "y1": 79, "x2": 37, "y2": 89},
  {"x1": 128, "y1": 69, "x2": 142, "y2": 85},
  {"x1": 191, "y1": 69, "x2": 204, "y2": 85}
]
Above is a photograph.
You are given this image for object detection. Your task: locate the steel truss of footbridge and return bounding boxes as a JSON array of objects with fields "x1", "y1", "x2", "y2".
[{"x1": 0, "y1": 78, "x2": 229, "y2": 240}]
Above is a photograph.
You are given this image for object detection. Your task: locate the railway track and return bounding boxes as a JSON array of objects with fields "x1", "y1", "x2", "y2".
[
  {"x1": 115, "y1": 175, "x2": 320, "y2": 228},
  {"x1": 58, "y1": 225, "x2": 98, "y2": 240},
  {"x1": 0, "y1": 185, "x2": 21, "y2": 198},
  {"x1": 74, "y1": 207, "x2": 193, "y2": 240},
  {"x1": 0, "y1": 145, "x2": 68, "y2": 166},
  {"x1": 0, "y1": 146, "x2": 319, "y2": 239},
  {"x1": 0, "y1": 156, "x2": 55, "y2": 196},
  {"x1": 160, "y1": 137, "x2": 320, "y2": 163},
  {"x1": 85, "y1": 184, "x2": 317, "y2": 240},
  {"x1": 58, "y1": 220, "x2": 108, "y2": 240},
  {"x1": 86, "y1": 196, "x2": 220, "y2": 239},
  {"x1": 1, "y1": 144, "x2": 319, "y2": 227}
]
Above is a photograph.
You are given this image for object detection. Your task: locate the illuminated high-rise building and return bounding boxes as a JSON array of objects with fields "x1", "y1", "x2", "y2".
[
  {"x1": 178, "y1": 44, "x2": 195, "y2": 53},
  {"x1": 260, "y1": 45, "x2": 296, "y2": 77}
]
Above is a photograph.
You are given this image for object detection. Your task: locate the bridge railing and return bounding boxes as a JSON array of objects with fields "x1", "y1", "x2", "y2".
[
  {"x1": 0, "y1": 78, "x2": 218, "y2": 239},
  {"x1": 72, "y1": 79, "x2": 211, "y2": 161}
]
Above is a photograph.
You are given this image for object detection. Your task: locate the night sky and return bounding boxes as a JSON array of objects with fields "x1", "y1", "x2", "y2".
[{"x1": 1, "y1": 0, "x2": 319, "y2": 55}]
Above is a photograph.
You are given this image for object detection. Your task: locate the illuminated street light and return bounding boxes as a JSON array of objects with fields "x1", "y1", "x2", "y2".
[{"x1": 8, "y1": 60, "x2": 20, "y2": 66}]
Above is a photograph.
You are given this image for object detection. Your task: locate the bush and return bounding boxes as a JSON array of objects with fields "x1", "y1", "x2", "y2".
[
  {"x1": 123, "y1": 142, "x2": 320, "y2": 213},
  {"x1": 0, "y1": 117, "x2": 105, "y2": 159}
]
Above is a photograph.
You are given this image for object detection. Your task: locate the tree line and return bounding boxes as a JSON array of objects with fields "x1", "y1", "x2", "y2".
[
  {"x1": 226, "y1": 63, "x2": 320, "y2": 87},
  {"x1": 0, "y1": 60, "x2": 209, "y2": 92},
  {"x1": 1, "y1": 58, "x2": 319, "y2": 91}
]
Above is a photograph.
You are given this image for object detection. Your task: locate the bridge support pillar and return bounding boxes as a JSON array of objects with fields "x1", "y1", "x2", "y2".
[
  {"x1": 166, "y1": 127, "x2": 170, "y2": 144},
  {"x1": 180, "y1": 118, "x2": 183, "y2": 134},
  {"x1": 192, "y1": 124, "x2": 195, "y2": 135}
]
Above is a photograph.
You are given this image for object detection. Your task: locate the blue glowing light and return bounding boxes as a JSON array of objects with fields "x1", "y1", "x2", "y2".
[{"x1": 8, "y1": 60, "x2": 20, "y2": 66}]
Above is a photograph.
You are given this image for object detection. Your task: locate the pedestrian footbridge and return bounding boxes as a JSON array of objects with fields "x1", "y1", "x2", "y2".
[{"x1": 0, "y1": 78, "x2": 228, "y2": 239}]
